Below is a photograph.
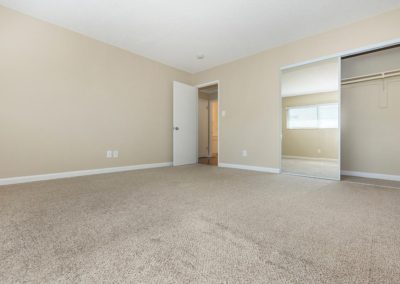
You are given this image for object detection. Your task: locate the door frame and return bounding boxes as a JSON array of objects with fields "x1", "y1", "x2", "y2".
[{"x1": 196, "y1": 80, "x2": 220, "y2": 165}]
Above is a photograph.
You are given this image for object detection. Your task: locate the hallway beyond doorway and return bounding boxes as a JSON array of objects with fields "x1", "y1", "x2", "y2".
[{"x1": 198, "y1": 83, "x2": 218, "y2": 166}]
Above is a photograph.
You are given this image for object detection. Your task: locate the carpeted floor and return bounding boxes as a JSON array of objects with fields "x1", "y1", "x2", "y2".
[{"x1": 1, "y1": 165, "x2": 400, "y2": 283}]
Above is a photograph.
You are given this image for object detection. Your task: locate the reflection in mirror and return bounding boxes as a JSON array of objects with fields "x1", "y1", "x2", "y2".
[{"x1": 281, "y1": 58, "x2": 340, "y2": 180}]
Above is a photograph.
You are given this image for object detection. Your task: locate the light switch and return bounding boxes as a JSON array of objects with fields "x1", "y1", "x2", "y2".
[{"x1": 221, "y1": 110, "x2": 226, "y2": 117}]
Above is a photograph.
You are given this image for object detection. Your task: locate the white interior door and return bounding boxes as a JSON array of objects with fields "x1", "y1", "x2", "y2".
[{"x1": 173, "y1": 81, "x2": 198, "y2": 166}]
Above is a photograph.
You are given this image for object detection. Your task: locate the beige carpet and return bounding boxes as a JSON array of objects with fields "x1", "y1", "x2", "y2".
[{"x1": 1, "y1": 165, "x2": 400, "y2": 283}]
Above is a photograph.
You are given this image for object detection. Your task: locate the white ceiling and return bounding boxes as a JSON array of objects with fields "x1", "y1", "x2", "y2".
[{"x1": 1, "y1": 0, "x2": 400, "y2": 73}]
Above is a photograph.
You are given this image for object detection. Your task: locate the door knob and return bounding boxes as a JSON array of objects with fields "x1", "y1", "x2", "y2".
[{"x1": 174, "y1": 127, "x2": 179, "y2": 130}]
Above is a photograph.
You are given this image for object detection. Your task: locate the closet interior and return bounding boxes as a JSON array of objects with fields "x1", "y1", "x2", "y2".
[{"x1": 340, "y1": 45, "x2": 400, "y2": 185}]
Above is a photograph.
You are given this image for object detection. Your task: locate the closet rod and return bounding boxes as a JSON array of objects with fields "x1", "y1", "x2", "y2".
[{"x1": 341, "y1": 68, "x2": 400, "y2": 85}]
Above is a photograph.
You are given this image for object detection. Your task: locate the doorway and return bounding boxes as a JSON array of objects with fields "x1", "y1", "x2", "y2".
[{"x1": 198, "y1": 84, "x2": 218, "y2": 166}]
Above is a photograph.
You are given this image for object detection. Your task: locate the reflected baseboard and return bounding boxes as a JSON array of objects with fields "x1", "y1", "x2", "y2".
[
  {"x1": 282, "y1": 155, "x2": 338, "y2": 162},
  {"x1": 219, "y1": 163, "x2": 280, "y2": 173}
]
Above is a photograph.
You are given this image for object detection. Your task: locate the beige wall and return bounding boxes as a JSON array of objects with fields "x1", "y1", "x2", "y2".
[
  {"x1": 0, "y1": 6, "x2": 191, "y2": 178},
  {"x1": 192, "y1": 8, "x2": 400, "y2": 169},
  {"x1": 282, "y1": 93, "x2": 339, "y2": 159}
]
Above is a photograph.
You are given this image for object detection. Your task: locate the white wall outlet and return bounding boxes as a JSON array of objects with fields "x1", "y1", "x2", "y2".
[
  {"x1": 221, "y1": 110, "x2": 226, "y2": 117},
  {"x1": 106, "y1": 150, "x2": 113, "y2": 158},
  {"x1": 242, "y1": 150, "x2": 248, "y2": 157},
  {"x1": 317, "y1": 148, "x2": 321, "y2": 154},
  {"x1": 113, "y1": 150, "x2": 119, "y2": 158}
]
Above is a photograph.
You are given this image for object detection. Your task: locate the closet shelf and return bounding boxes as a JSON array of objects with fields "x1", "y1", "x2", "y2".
[{"x1": 342, "y1": 68, "x2": 400, "y2": 85}]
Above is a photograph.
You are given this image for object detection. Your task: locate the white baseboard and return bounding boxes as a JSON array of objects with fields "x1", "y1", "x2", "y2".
[
  {"x1": 219, "y1": 163, "x2": 281, "y2": 174},
  {"x1": 341, "y1": 170, "x2": 400, "y2": 182},
  {"x1": 0, "y1": 162, "x2": 173, "y2": 186}
]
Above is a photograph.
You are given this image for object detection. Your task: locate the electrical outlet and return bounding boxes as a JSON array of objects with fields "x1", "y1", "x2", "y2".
[
  {"x1": 242, "y1": 150, "x2": 248, "y2": 157},
  {"x1": 317, "y1": 148, "x2": 321, "y2": 154},
  {"x1": 113, "y1": 150, "x2": 119, "y2": 158},
  {"x1": 106, "y1": 150, "x2": 113, "y2": 158},
  {"x1": 221, "y1": 110, "x2": 226, "y2": 117}
]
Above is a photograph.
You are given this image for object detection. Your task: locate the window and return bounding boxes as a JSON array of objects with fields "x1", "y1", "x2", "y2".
[{"x1": 287, "y1": 104, "x2": 338, "y2": 129}]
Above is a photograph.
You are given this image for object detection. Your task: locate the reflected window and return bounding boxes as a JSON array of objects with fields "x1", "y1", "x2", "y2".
[
  {"x1": 287, "y1": 106, "x2": 318, "y2": 129},
  {"x1": 318, "y1": 104, "x2": 339, "y2": 128},
  {"x1": 287, "y1": 104, "x2": 338, "y2": 129}
]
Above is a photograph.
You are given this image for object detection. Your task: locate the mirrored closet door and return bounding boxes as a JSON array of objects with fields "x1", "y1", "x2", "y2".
[{"x1": 280, "y1": 58, "x2": 341, "y2": 180}]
